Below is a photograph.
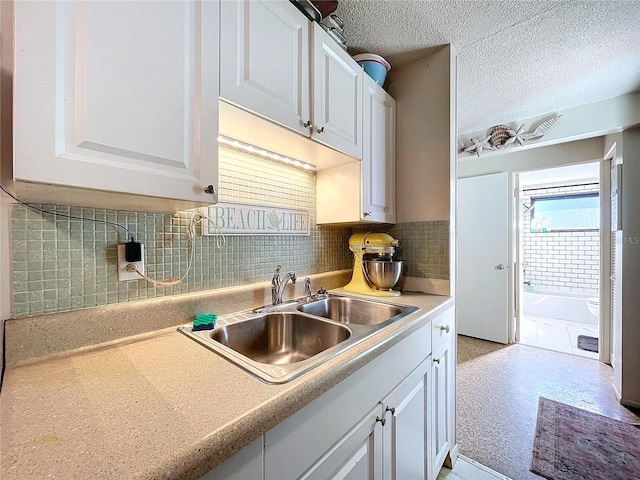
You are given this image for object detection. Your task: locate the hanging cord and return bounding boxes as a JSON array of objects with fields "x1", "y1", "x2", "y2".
[
  {"x1": 129, "y1": 210, "x2": 225, "y2": 287},
  {"x1": 0, "y1": 184, "x2": 135, "y2": 241},
  {"x1": 201, "y1": 211, "x2": 226, "y2": 250}
]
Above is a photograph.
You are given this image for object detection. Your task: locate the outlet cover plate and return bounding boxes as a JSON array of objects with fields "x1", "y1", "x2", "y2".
[{"x1": 117, "y1": 244, "x2": 144, "y2": 281}]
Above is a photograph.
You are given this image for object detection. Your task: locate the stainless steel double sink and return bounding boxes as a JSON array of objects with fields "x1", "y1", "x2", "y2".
[{"x1": 178, "y1": 295, "x2": 419, "y2": 384}]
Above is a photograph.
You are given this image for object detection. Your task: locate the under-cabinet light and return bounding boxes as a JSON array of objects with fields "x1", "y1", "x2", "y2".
[{"x1": 218, "y1": 135, "x2": 317, "y2": 171}]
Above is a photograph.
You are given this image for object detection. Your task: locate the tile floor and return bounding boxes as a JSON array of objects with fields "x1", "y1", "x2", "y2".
[
  {"x1": 437, "y1": 455, "x2": 511, "y2": 480},
  {"x1": 519, "y1": 315, "x2": 598, "y2": 359},
  {"x1": 457, "y1": 335, "x2": 640, "y2": 480}
]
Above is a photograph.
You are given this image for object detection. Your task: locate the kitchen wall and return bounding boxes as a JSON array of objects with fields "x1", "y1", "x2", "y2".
[
  {"x1": 523, "y1": 182, "x2": 599, "y2": 295},
  {"x1": 9, "y1": 145, "x2": 454, "y2": 319},
  {"x1": 390, "y1": 45, "x2": 454, "y2": 224},
  {"x1": 387, "y1": 221, "x2": 449, "y2": 280},
  {"x1": 9, "y1": 146, "x2": 354, "y2": 318},
  {"x1": 388, "y1": 45, "x2": 457, "y2": 295}
]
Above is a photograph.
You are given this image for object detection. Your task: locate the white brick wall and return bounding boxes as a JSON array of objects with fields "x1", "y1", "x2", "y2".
[{"x1": 523, "y1": 182, "x2": 599, "y2": 295}]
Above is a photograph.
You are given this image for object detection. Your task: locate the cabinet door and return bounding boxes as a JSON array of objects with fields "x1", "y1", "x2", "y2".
[
  {"x1": 301, "y1": 405, "x2": 383, "y2": 480},
  {"x1": 220, "y1": 0, "x2": 310, "y2": 136},
  {"x1": 432, "y1": 334, "x2": 454, "y2": 474},
  {"x1": 312, "y1": 24, "x2": 363, "y2": 159},
  {"x1": 362, "y1": 74, "x2": 396, "y2": 223},
  {"x1": 13, "y1": 1, "x2": 219, "y2": 206},
  {"x1": 382, "y1": 358, "x2": 432, "y2": 480}
]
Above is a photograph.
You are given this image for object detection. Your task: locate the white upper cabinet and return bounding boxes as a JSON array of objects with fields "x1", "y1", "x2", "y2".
[
  {"x1": 220, "y1": 0, "x2": 310, "y2": 136},
  {"x1": 12, "y1": 0, "x2": 220, "y2": 211},
  {"x1": 362, "y1": 74, "x2": 396, "y2": 223},
  {"x1": 311, "y1": 23, "x2": 363, "y2": 159},
  {"x1": 219, "y1": 1, "x2": 362, "y2": 160},
  {"x1": 316, "y1": 77, "x2": 396, "y2": 225}
]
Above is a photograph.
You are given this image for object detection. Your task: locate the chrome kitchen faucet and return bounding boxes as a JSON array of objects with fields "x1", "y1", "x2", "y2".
[{"x1": 271, "y1": 265, "x2": 297, "y2": 305}]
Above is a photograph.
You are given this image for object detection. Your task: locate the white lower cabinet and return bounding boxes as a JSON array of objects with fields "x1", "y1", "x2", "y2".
[
  {"x1": 202, "y1": 306, "x2": 456, "y2": 480},
  {"x1": 302, "y1": 357, "x2": 431, "y2": 480},
  {"x1": 431, "y1": 308, "x2": 456, "y2": 473},
  {"x1": 382, "y1": 358, "x2": 432, "y2": 480},
  {"x1": 263, "y1": 319, "x2": 432, "y2": 480},
  {"x1": 301, "y1": 405, "x2": 384, "y2": 480}
]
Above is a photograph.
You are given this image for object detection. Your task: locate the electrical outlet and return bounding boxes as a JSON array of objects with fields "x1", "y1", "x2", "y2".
[{"x1": 117, "y1": 243, "x2": 144, "y2": 281}]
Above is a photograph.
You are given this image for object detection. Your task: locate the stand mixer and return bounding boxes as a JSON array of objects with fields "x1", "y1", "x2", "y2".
[{"x1": 344, "y1": 232, "x2": 403, "y2": 297}]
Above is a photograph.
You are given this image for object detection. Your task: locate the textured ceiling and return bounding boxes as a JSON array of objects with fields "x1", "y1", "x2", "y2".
[{"x1": 336, "y1": 0, "x2": 640, "y2": 134}]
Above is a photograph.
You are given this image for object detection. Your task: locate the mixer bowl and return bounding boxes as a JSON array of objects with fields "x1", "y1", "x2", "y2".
[{"x1": 364, "y1": 260, "x2": 403, "y2": 290}]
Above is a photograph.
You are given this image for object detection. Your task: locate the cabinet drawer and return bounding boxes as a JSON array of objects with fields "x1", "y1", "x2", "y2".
[{"x1": 432, "y1": 307, "x2": 454, "y2": 352}]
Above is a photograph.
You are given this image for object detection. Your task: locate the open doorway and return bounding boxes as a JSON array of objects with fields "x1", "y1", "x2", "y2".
[{"x1": 516, "y1": 163, "x2": 600, "y2": 359}]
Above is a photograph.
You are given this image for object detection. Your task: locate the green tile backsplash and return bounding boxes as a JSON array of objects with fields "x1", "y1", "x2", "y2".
[
  {"x1": 10, "y1": 146, "x2": 353, "y2": 317},
  {"x1": 10, "y1": 146, "x2": 450, "y2": 318},
  {"x1": 387, "y1": 221, "x2": 450, "y2": 280}
]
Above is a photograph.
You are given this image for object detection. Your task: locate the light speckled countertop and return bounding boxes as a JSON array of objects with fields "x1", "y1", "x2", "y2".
[{"x1": 1, "y1": 291, "x2": 452, "y2": 480}]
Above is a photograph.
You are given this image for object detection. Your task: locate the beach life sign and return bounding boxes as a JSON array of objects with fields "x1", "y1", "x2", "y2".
[{"x1": 204, "y1": 202, "x2": 310, "y2": 236}]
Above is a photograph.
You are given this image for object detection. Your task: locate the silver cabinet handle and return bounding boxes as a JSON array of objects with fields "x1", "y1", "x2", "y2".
[
  {"x1": 204, "y1": 185, "x2": 215, "y2": 195},
  {"x1": 385, "y1": 406, "x2": 395, "y2": 415},
  {"x1": 495, "y1": 264, "x2": 505, "y2": 270},
  {"x1": 433, "y1": 358, "x2": 440, "y2": 364},
  {"x1": 303, "y1": 120, "x2": 312, "y2": 128},
  {"x1": 317, "y1": 126, "x2": 325, "y2": 134},
  {"x1": 440, "y1": 325, "x2": 450, "y2": 333},
  {"x1": 376, "y1": 415, "x2": 386, "y2": 426},
  {"x1": 363, "y1": 211, "x2": 372, "y2": 217}
]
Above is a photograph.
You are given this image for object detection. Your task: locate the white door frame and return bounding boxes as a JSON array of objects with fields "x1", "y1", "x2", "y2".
[
  {"x1": 599, "y1": 151, "x2": 614, "y2": 365},
  {"x1": 513, "y1": 161, "x2": 612, "y2": 363},
  {"x1": 513, "y1": 173, "x2": 523, "y2": 344}
]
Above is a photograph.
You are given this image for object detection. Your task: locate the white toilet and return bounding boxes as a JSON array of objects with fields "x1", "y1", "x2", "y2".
[{"x1": 587, "y1": 297, "x2": 599, "y2": 318}]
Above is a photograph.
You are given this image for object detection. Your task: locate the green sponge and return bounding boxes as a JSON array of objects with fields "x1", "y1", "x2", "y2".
[{"x1": 193, "y1": 313, "x2": 217, "y2": 331}]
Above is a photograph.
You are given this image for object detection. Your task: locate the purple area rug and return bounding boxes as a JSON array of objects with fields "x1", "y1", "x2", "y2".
[{"x1": 531, "y1": 397, "x2": 640, "y2": 480}]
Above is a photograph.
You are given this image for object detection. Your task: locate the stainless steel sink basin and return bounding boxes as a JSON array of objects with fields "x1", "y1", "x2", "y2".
[
  {"x1": 298, "y1": 296, "x2": 407, "y2": 325},
  {"x1": 178, "y1": 294, "x2": 420, "y2": 384},
  {"x1": 211, "y1": 313, "x2": 350, "y2": 364}
]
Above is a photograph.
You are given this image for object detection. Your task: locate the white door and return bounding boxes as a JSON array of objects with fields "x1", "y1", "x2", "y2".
[
  {"x1": 457, "y1": 173, "x2": 510, "y2": 343},
  {"x1": 13, "y1": 1, "x2": 219, "y2": 204},
  {"x1": 220, "y1": 0, "x2": 311, "y2": 136},
  {"x1": 362, "y1": 74, "x2": 396, "y2": 223},
  {"x1": 312, "y1": 24, "x2": 363, "y2": 159}
]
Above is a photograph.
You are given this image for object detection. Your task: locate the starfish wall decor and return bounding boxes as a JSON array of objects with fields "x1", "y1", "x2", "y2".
[{"x1": 459, "y1": 114, "x2": 562, "y2": 157}]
